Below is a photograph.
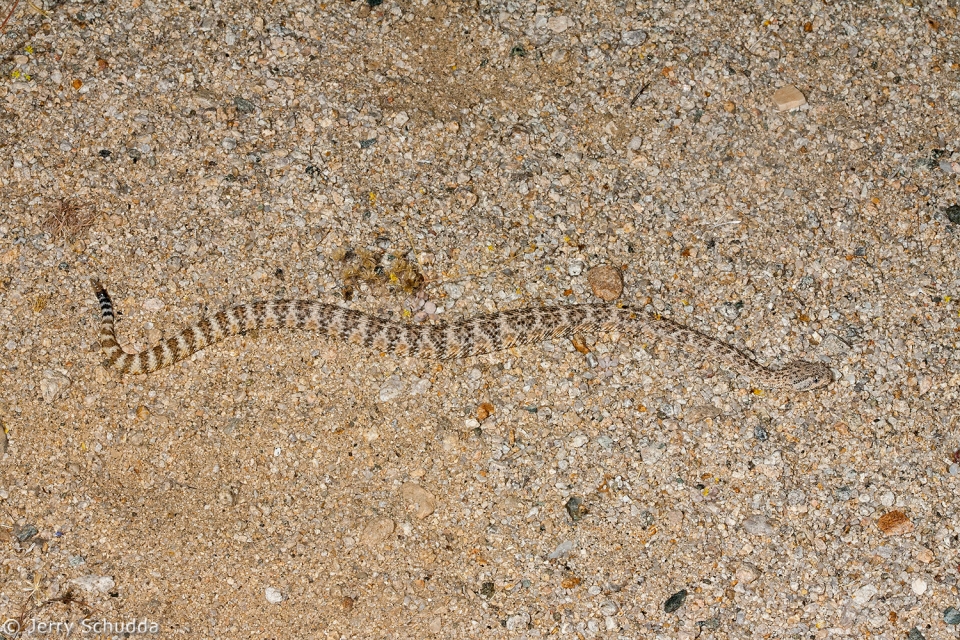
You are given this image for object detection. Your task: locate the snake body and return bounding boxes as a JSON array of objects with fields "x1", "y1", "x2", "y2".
[{"x1": 91, "y1": 279, "x2": 832, "y2": 391}]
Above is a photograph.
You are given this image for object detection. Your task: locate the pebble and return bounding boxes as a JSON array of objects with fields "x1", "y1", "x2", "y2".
[
  {"x1": 911, "y1": 578, "x2": 927, "y2": 596},
  {"x1": 586, "y1": 265, "x2": 623, "y2": 301},
  {"x1": 40, "y1": 370, "x2": 71, "y2": 404},
  {"x1": 772, "y1": 84, "x2": 807, "y2": 111},
  {"x1": 408, "y1": 377, "x2": 431, "y2": 396},
  {"x1": 564, "y1": 496, "x2": 586, "y2": 522},
  {"x1": 621, "y1": 30, "x2": 647, "y2": 46},
  {"x1": 422, "y1": 300, "x2": 437, "y2": 315},
  {"x1": 378, "y1": 375, "x2": 404, "y2": 402},
  {"x1": 479, "y1": 582, "x2": 495, "y2": 598},
  {"x1": 546, "y1": 15, "x2": 573, "y2": 33},
  {"x1": 264, "y1": 587, "x2": 283, "y2": 604},
  {"x1": 569, "y1": 434, "x2": 589, "y2": 448},
  {"x1": 505, "y1": 612, "x2": 530, "y2": 631},
  {"x1": 476, "y1": 402, "x2": 494, "y2": 421},
  {"x1": 877, "y1": 510, "x2": 914, "y2": 536},
  {"x1": 585, "y1": 352, "x2": 599, "y2": 368},
  {"x1": 568, "y1": 260, "x2": 584, "y2": 276},
  {"x1": 907, "y1": 628, "x2": 926, "y2": 640},
  {"x1": 852, "y1": 584, "x2": 878, "y2": 605},
  {"x1": 70, "y1": 575, "x2": 115, "y2": 594},
  {"x1": 143, "y1": 298, "x2": 165, "y2": 312},
  {"x1": 360, "y1": 517, "x2": 395, "y2": 546},
  {"x1": 400, "y1": 482, "x2": 437, "y2": 519},
  {"x1": 663, "y1": 589, "x2": 688, "y2": 613},
  {"x1": 944, "y1": 607, "x2": 960, "y2": 625},
  {"x1": 735, "y1": 563, "x2": 760, "y2": 584},
  {"x1": 548, "y1": 539, "x2": 575, "y2": 559},
  {"x1": 949, "y1": 463, "x2": 959, "y2": 476},
  {"x1": 742, "y1": 515, "x2": 774, "y2": 536},
  {"x1": 599, "y1": 600, "x2": 619, "y2": 616},
  {"x1": 13, "y1": 523, "x2": 38, "y2": 542},
  {"x1": 946, "y1": 204, "x2": 960, "y2": 225}
]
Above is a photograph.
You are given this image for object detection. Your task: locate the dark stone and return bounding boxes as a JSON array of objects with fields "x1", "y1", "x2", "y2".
[
  {"x1": 14, "y1": 523, "x2": 38, "y2": 542},
  {"x1": 479, "y1": 582, "x2": 495, "y2": 598},
  {"x1": 565, "y1": 496, "x2": 587, "y2": 522},
  {"x1": 359, "y1": 137, "x2": 378, "y2": 149},
  {"x1": 233, "y1": 97, "x2": 256, "y2": 113},
  {"x1": 663, "y1": 589, "x2": 687, "y2": 613},
  {"x1": 945, "y1": 204, "x2": 960, "y2": 225}
]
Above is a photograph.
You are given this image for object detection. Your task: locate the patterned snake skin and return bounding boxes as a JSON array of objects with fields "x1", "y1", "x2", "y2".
[{"x1": 91, "y1": 279, "x2": 832, "y2": 391}]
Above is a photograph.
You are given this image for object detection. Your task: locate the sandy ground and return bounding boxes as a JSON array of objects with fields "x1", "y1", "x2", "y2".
[{"x1": 1, "y1": 0, "x2": 959, "y2": 637}]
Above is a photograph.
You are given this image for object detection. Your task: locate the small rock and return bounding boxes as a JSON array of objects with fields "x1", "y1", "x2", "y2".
[
  {"x1": 911, "y1": 578, "x2": 927, "y2": 595},
  {"x1": 143, "y1": 297, "x2": 164, "y2": 312},
  {"x1": 627, "y1": 136, "x2": 643, "y2": 150},
  {"x1": 378, "y1": 375, "x2": 404, "y2": 402},
  {"x1": 360, "y1": 516, "x2": 395, "y2": 546},
  {"x1": 265, "y1": 587, "x2": 283, "y2": 604},
  {"x1": 548, "y1": 539, "x2": 575, "y2": 559},
  {"x1": 772, "y1": 84, "x2": 807, "y2": 111},
  {"x1": 443, "y1": 283, "x2": 463, "y2": 299},
  {"x1": 587, "y1": 265, "x2": 623, "y2": 301},
  {"x1": 585, "y1": 352, "x2": 599, "y2": 368},
  {"x1": 852, "y1": 584, "x2": 878, "y2": 605},
  {"x1": 400, "y1": 482, "x2": 437, "y2": 519},
  {"x1": 568, "y1": 260, "x2": 584, "y2": 276},
  {"x1": 735, "y1": 563, "x2": 760, "y2": 584},
  {"x1": 505, "y1": 613, "x2": 530, "y2": 631},
  {"x1": 546, "y1": 15, "x2": 573, "y2": 33},
  {"x1": 916, "y1": 548, "x2": 934, "y2": 563},
  {"x1": 408, "y1": 377, "x2": 431, "y2": 396},
  {"x1": 13, "y1": 523, "x2": 38, "y2": 542},
  {"x1": 742, "y1": 515, "x2": 775, "y2": 536},
  {"x1": 945, "y1": 204, "x2": 960, "y2": 225},
  {"x1": 221, "y1": 137, "x2": 237, "y2": 151},
  {"x1": 234, "y1": 97, "x2": 256, "y2": 113},
  {"x1": 907, "y1": 628, "x2": 926, "y2": 640},
  {"x1": 663, "y1": 589, "x2": 688, "y2": 613},
  {"x1": 477, "y1": 402, "x2": 494, "y2": 422},
  {"x1": 479, "y1": 581, "x2": 495, "y2": 598},
  {"x1": 879, "y1": 491, "x2": 895, "y2": 507},
  {"x1": 571, "y1": 334, "x2": 590, "y2": 354},
  {"x1": 944, "y1": 607, "x2": 960, "y2": 625},
  {"x1": 570, "y1": 434, "x2": 589, "y2": 448},
  {"x1": 877, "y1": 510, "x2": 914, "y2": 536},
  {"x1": 393, "y1": 111, "x2": 409, "y2": 128},
  {"x1": 564, "y1": 496, "x2": 587, "y2": 522},
  {"x1": 561, "y1": 575, "x2": 582, "y2": 589},
  {"x1": 423, "y1": 300, "x2": 437, "y2": 315},
  {"x1": 70, "y1": 575, "x2": 115, "y2": 594},
  {"x1": 820, "y1": 334, "x2": 851, "y2": 356},
  {"x1": 621, "y1": 30, "x2": 647, "y2": 46},
  {"x1": 949, "y1": 463, "x2": 959, "y2": 476},
  {"x1": 40, "y1": 370, "x2": 71, "y2": 403}
]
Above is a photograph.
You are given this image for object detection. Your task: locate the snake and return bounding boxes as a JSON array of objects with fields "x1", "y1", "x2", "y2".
[{"x1": 91, "y1": 278, "x2": 832, "y2": 391}]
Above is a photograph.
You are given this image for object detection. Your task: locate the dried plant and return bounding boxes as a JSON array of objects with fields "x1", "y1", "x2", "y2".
[
  {"x1": 41, "y1": 199, "x2": 97, "y2": 242},
  {"x1": 334, "y1": 246, "x2": 425, "y2": 300}
]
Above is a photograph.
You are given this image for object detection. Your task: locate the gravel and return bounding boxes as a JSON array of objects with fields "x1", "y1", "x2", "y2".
[{"x1": 1, "y1": 0, "x2": 958, "y2": 637}]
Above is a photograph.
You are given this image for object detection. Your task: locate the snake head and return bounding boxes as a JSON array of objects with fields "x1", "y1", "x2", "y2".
[{"x1": 785, "y1": 361, "x2": 834, "y2": 392}]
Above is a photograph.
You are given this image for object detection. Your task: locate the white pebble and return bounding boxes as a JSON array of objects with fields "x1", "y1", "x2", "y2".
[
  {"x1": 265, "y1": 587, "x2": 283, "y2": 604},
  {"x1": 143, "y1": 298, "x2": 165, "y2": 312},
  {"x1": 378, "y1": 375, "x2": 404, "y2": 402},
  {"x1": 911, "y1": 578, "x2": 927, "y2": 596},
  {"x1": 852, "y1": 584, "x2": 877, "y2": 605}
]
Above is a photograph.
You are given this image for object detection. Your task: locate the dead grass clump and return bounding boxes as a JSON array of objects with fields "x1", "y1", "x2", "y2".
[
  {"x1": 333, "y1": 247, "x2": 425, "y2": 300},
  {"x1": 41, "y1": 199, "x2": 97, "y2": 241}
]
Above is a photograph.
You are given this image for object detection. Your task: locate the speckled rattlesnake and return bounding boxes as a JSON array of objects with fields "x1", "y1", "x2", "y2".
[{"x1": 91, "y1": 279, "x2": 832, "y2": 391}]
